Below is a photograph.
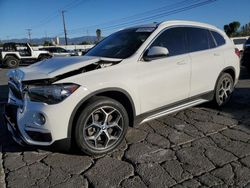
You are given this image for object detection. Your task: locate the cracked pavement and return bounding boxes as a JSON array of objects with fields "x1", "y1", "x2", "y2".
[{"x1": 1, "y1": 67, "x2": 250, "y2": 188}]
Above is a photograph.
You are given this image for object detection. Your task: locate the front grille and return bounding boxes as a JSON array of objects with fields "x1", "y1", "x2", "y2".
[
  {"x1": 26, "y1": 131, "x2": 52, "y2": 142},
  {"x1": 8, "y1": 80, "x2": 22, "y2": 100}
]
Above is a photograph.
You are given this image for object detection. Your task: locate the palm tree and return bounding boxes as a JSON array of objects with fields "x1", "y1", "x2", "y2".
[{"x1": 96, "y1": 29, "x2": 101, "y2": 43}]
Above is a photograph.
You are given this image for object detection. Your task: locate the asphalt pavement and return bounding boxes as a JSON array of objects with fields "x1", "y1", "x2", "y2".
[{"x1": 0, "y1": 67, "x2": 250, "y2": 188}]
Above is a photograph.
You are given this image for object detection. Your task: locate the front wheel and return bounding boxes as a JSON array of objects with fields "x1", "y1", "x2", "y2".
[
  {"x1": 213, "y1": 73, "x2": 234, "y2": 107},
  {"x1": 75, "y1": 96, "x2": 129, "y2": 155},
  {"x1": 5, "y1": 56, "x2": 20, "y2": 68}
]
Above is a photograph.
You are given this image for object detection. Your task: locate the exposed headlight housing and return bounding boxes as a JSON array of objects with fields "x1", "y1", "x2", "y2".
[{"x1": 28, "y1": 84, "x2": 79, "y2": 104}]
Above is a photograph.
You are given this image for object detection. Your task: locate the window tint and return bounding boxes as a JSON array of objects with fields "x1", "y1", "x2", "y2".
[
  {"x1": 86, "y1": 28, "x2": 153, "y2": 59},
  {"x1": 211, "y1": 31, "x2": 226, "y2": 46},
  {"x1": 233, "y1": 38, "x2": 247, "y2": 45},
  {"x1": 186, "y1": 27, "x2": 209, "y2": 52},
  {"x1": 207, "y1": 30, "x2": 216, "y2": 49},
  {"x1": 150, "y1": 27, "x2": 186, "y2": 56},
  {"x1": 245, "y1": 38, "x2": 250, "y2": 45},
  {"x1": 57, "y1": 48, "x2": 67, "y2": 53}
]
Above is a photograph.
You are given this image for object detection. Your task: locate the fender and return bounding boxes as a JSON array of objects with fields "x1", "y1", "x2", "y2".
[
  {"x1": 67, "y1": 87, "x2": 136, "y2": 137},
  {"x1": 4, "y1": 53, "x2": 20, "y2": 60},
  {"x1": 214, "y1": 66, "x2": 236, "y2": 92}
]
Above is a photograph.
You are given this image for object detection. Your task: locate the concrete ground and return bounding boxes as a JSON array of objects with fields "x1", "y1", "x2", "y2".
[{"x1": 0, "y1": 67, "x2": 250, "y2": 188}]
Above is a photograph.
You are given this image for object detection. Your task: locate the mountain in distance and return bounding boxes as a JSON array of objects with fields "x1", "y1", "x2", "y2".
[{"x1": 1, "y1": 36, "x2": 100, "y2": 45}]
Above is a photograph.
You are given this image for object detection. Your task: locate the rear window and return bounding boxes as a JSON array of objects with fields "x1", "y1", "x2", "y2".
[
  {"x1": 186, "y1": 27, "x2": 209, "y2": 52},
  {"x1": 211, "y1": 31, "x2": 226, "y2": 46},
  {"x1": 233, "y1": 38, "x2": 247, "y2": 45}
]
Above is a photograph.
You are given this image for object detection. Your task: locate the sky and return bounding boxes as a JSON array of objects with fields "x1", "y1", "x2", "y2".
[{"x1": 0, "y1": 0, "x2": 250, "y2": 40}]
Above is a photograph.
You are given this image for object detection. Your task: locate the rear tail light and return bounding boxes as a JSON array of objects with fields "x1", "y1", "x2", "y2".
[{"x1": 235, "y1": 48, "x2": 240, "y2": 58}]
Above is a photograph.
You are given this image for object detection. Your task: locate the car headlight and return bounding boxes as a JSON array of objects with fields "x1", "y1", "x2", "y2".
[{"x1": 28, "y1": 84, "x2": 79, "y2": 104}]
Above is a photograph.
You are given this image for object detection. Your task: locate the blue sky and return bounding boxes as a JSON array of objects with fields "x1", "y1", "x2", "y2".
[{"x1": 0, "y1": 0, "x2": 250, "y2": 40}]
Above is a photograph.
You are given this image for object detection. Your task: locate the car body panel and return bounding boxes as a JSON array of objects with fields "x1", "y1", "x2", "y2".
[{"x1": 5, "y1": 20, "x2": 240, "y2": 146}]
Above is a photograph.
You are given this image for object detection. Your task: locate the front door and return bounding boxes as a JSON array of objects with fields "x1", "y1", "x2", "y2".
[{"x1": 137, "y1": 27, "x2": 191, "y2": 113}]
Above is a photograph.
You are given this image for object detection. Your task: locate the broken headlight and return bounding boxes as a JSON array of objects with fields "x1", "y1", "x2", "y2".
[{"x1": 28, "y1": 84, "x2": 79, "y2": 104}]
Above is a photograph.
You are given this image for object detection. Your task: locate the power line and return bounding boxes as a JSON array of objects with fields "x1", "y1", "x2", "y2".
[
  {"x1": 68, "y1": 0, "x2": 198, "y2": 34},
  {"x1": 67, "y1": 0, "x2": 218, "y2": 36},
  {"x1": 101, "y1": 0, "x2": 218, "y2": 31}
]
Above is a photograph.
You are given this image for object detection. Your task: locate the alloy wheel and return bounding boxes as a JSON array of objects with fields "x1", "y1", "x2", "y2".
[
  {"x1": 83, "y1": 106, "x2": 124, "y2": 150},
  {"x1": 217, "y1": 76, "x2": 233, "y2": 105}
]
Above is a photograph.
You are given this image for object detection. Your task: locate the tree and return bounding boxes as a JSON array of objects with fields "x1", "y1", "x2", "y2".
[
  {"x1": 239, "y1": 22, "x2": 250, "y2": 36},
  {"x1": 80, "y1": 41, "x2": 91, "y2": 45},
  {"x1": 43, "y1": 40, "x2": 53, "y2": 46},
  {"x1": 224, "y1": 21, "x2": 240, "y2": 37},
  {"x1": 96, "y1": 29, "x2": 101, "y2": 43}
]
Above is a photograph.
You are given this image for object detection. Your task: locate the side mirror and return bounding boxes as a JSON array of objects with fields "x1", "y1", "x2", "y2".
[{"x1": 144, "y1": 46, "x2": 169, "y2": 61}]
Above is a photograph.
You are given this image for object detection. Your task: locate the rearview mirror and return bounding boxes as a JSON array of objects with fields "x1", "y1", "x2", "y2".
[{"x1": 144, "y1": 46, "x2": 169, "y2": 61}]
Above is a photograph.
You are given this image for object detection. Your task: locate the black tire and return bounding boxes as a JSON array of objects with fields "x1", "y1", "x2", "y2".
[
  {"x1": 75, "y1": 96, "x2": 129, "y2": 155},
  {"x1": 5, "y1": 56, "x2": 20, "y2": 68},
  {"x1": 246, "y1": 66, "x2": 250, "y2": 74},
  {"x1": 39, "y1": 55, "x2": 50, "y2": 61},
  {"x1": 213, "y1": 73, "x2": 234, "y2": 107}
]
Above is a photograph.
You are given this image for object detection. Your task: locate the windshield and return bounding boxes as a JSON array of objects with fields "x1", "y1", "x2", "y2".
[{"x1": 86, "y1": 28, "x2": 155, "y2": 59}]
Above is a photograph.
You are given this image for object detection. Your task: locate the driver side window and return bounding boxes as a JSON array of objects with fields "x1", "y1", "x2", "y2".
[{"x1": 150, "y1": 27, "x2": 187, "y2": 57}]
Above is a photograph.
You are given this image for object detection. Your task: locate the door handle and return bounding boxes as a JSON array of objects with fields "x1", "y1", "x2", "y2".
[
  {"x1": 177, "y1": 60, "x2": 187, "y2": 65},
  {"x1": 214, "y1": 53, "x2": 220, "y2": 56}
]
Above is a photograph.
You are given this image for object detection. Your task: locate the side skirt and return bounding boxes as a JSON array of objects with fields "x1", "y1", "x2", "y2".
[{"x1": 134, "y1": 91, "x2": 214, "y2": 125}]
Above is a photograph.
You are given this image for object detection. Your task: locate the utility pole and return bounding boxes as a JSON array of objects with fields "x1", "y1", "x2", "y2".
[
  {"x1": 61, "y1": 10, "x2": 68, "y2": 45},
  {"x1": 26, "y1": 29, "x2": 32, "y2": 43}
]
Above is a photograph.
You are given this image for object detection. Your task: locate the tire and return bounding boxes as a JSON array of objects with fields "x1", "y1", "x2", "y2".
[
  {"x1": 75, "y1": 96, "x2": 129, "y2": 155},
  {"x1": 5, "y1": 56, "x2": 20, "y2": 68},
  {"x1": 39, "y1": 55, "x2": 50, "y2": 61},
  {"x1": 246, "y1": 66, "x2": 250, "y2": 74},
  {"x1": 213, "y1": 73, "x2": 234, "y2": 107}
]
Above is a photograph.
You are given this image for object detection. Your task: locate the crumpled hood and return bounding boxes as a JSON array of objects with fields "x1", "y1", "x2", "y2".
[{"x1": 7, "y1": 56, "x2": 121, "y2": 81}]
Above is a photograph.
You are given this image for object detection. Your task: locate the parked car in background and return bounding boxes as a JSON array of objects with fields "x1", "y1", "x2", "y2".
[
  {"x1": 40, "y1": 46, "x2": 76, "y2": 57},
  {"x1": 241, "y1": 38, "x2": 250, "y2": 72},
  {"x1": 231, "y1": 36, "x2": 249, "y2": 53},
  {"x1": 0, "y1": 43, "x2": 51, "y2": 68},
  {"x1": 4, "y1": 20, "x2": 240, "y2": 155}
]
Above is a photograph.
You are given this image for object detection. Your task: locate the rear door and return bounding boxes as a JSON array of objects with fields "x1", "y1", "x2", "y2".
[{"x1": 186, "y1": 27, "x2": 224, "y2": 97}]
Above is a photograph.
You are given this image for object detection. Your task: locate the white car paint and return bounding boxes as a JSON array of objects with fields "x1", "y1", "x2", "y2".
[{"x1": 6, "y1": 20, "x2": 240, "y2": 146}]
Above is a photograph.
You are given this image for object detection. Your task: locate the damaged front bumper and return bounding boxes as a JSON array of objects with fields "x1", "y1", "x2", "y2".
[
  {"x1": 3, "y1": 104, "x2": 26, "y2": 146},
  {"x1": 3, "y1": 104, "x2": 53, "y2": 146}
]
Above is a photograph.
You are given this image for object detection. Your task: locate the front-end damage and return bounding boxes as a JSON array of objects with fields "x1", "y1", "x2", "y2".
[{"x1": 21, "y1": 57, "x2": 122, "y2": 85}]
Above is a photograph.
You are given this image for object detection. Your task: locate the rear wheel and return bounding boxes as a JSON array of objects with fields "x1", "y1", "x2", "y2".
[
  {"x1": 213, "y1": 73, "x2": 234, "y2": 107},
  {"x1": 75, "y1": 97, "x2": 129, "y2": 155},
  {"x1": 5, "y1": 56, "x2": 20, "y2": 68}
]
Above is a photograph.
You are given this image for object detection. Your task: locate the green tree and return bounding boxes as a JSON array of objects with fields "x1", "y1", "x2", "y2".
[
  {"x1": 240, "y1": 22, "x2": 250, "y2": 36},
  {"x1": 43, "y1": 40, "x2": 53, "y2": 46},
  {"x1": 96, "y1": 29, "x2": 101, "y2": 42},
  {"x1": 224, "y1": 21, "x2": 240, "y2": 37},
  {"x1": 80, "y1": 41, "x2": 91, "y2": 45}
]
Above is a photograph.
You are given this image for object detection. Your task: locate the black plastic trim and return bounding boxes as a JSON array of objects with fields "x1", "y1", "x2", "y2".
[{"x1": 134, "y1": 90, "x2": 214, "y2": 125}]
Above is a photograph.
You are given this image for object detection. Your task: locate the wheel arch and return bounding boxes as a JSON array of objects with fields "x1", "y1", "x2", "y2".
[
  {"x1": 4, "y1": 54, "x2": 20, "y2": 61},
  {"x1": 214, "y1": 66, "x2": 236, "y2": 92},
  {"x1": 67, "y1": 87, "x2": 136, "y2": 138}
]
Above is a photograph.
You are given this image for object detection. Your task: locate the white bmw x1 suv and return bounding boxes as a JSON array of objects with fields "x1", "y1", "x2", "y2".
[{"x1": 5, "y1": 20, "x2": 240, "y2": 155}]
